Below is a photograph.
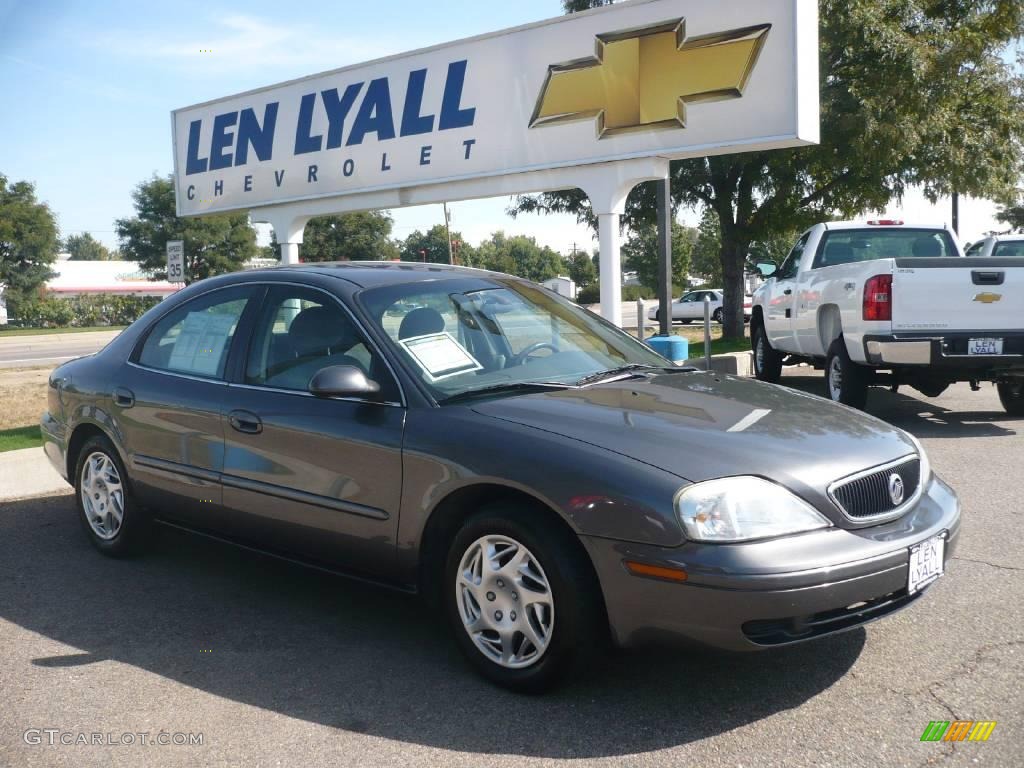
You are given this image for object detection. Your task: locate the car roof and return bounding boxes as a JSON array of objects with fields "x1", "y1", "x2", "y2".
[
  {"x1": 991, "y1": 234, "x2": 1024, "y2": 242},
  {"x1": 240, "y1": 260, "x2": 508, "y2": 288},
  {"x1": 823, "y1": 221, "x2": 953, "y2": 231}
]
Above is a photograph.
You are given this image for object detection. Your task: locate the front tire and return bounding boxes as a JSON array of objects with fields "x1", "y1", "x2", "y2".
[
  {"x1": 997, "y1": 381, "x2": 1024, "y2": 416},
  {"x1": 752, "y1": 323, "x2": 783, "y2": 383},
  {"x1": 444, "y1": 502, "x2": 604, "y2": 693},
  {"x1": 712, "y1": 308, "x2": 724, "y2": 324},
  {"x1": 73, "y1": 434, "x2": 150, "y2": 557},
  {"x1": 826, "y1": 337, "x2": 869, "y2": 409}
]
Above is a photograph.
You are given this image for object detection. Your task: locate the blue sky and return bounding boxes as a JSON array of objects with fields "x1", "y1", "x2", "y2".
[
  {"x1": 0, "y1": 0, "x2": 1009, "y2": 256},
  {"x1": 0, "y1": 0, "x2": 597, "y2": 253}
]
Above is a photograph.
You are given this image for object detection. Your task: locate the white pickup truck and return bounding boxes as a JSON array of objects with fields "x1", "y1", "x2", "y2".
[{"x1": 750, "y1": 220, "x2": 1024, "y2": 414}]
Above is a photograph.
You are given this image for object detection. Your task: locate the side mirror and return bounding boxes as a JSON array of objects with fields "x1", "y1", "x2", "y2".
[
  {"x1": 755, "y1": 262, "x2": 777, "y2": 278},
  {"x1": 309, "y1": 365, "x2": 381, "y2": 399}
]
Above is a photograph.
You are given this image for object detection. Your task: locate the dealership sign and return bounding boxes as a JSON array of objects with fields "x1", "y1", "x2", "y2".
[{"x1": 171, "y1": 0, "x2": 818, "y2": 216}]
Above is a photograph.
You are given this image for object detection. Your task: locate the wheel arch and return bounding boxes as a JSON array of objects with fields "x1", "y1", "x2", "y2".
[
  {"x1": 817, "y1": 304, "x2": 843, "y2": 357},
  {"x1": 66, "y1": 421, "x2": 123, "y2": 481},
  {"x1": 417, "y1": 483, "x2": 608, "y2": 624}
]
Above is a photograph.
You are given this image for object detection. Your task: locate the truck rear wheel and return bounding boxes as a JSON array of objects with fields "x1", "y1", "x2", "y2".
[
  {"x1": 998, "y1": 381, "x2": 1024, "y2": 416},
  {"x1": 826, "y1": 337, "x2": 869, "y2": 409},
  {"x1": 752, "y1": 324, "x2": 783, "y2": 383}
]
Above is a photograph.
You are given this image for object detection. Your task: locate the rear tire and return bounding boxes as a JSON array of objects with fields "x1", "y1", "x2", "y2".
[
  {"x1": 444, "y1": 502, "x2": 604, "y2": 693},
  {"x1": 997, "y1": 381, "x2": 1024, "y2": 416},
  {"x1": 73, "y1": 434, "x2": 150, "y2": 557},
  {"x1": 712, "y1": 308, "x2": 724, "y2": 324},
  {"x1": 826, "y1": 337, "x2": 869, "y2": 410},
  {"x1": 752, "y1": 323, "x2": 783, "y2": 383},
  {"x1": 680, "y1": 319, "x2": 692, "y2": 325}
]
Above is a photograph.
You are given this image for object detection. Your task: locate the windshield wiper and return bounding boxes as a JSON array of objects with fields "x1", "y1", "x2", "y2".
[
  {"x1": 439, "y1": 381, "x2": 572, "y2": 405},
  {"x1": 575, "y1": 364, "x2": 684, "y2": 388}
]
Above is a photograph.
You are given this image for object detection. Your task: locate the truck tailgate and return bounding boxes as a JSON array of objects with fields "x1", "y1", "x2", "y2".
[{"x1": 891, "y1": 258, "x2": 1024, "y2": 332}]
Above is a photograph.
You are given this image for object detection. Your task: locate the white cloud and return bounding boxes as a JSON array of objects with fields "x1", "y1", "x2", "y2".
[{"x1": 93, "y1": 14, "x2": 404, "y2": 76}]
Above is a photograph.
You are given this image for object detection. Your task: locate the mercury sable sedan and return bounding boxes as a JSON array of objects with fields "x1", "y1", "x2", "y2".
[{"x1": 41, "y1": 262, "x2": 960, "y2": 692}]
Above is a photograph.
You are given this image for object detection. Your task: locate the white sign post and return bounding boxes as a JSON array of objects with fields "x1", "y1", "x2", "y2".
[
  {"x1": 166, "y1": 240, "x2": 185, "y2": 284},
  {"x1": 171, "y1": 0, "x2": 819, "y2": 324}
]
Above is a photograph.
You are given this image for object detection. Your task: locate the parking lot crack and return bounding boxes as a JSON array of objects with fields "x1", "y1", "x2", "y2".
[{"x1": 952, "y1": 555, "x2": 1024, "y2": 572}]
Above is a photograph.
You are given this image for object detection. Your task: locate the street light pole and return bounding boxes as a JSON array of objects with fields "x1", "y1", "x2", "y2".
[
  {"x1": 656, "y1": 177, "x2": 672, "y2": 337},
  {"x1": 443, "y1": 202, "x2": 455, "y2": 265}
]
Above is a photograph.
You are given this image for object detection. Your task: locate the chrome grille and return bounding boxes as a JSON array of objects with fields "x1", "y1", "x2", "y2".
[{"x1": 829, "y1": 456, "x2": 921, "y2": 521}]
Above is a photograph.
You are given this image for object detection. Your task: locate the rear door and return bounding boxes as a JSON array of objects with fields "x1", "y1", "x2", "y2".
[
  {"x1": 891, "y1": 258, "x2": 1024, "y2": 333},
  {"x1": 121, "y1": 284, "x2": 257, "y2": 527}
]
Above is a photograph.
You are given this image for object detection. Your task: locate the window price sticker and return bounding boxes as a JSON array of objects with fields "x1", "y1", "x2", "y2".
[{"x1": 399, "y1": 332, "x2": 482, "y2": 380}]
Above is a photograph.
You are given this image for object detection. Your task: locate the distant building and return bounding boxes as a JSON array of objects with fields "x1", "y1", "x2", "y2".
[
  {"x1": 542, "y1": 276, "x2": 577, "y2": 300},
  {"x1": 45, "y1": 255, "x2": 180, "y2": 299}
]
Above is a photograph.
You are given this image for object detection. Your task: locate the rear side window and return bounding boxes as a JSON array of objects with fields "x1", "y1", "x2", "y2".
[
  {"x1": 965, "y1": 241, "x2": 986, "y2": 257},
  {"x1": 993, "y1": 241, "x2": 1024, "y2": 257},
  {"x1": 813, "y1": 229, "x2": 958, "y2": 268},
  {"x1": 137, "y1": 287, "x2": 250, "y2": 379}
]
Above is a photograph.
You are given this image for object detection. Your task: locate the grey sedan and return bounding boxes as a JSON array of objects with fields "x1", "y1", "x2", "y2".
[{"x1": 41, "y1": 262, "x2": 960, "y2": 692}]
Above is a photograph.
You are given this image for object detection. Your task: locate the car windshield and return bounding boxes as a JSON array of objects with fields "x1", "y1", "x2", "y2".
[
  {"x1": 359, "y1": 278, "x2": 669, "y2": 401},
  {"x1": 993, "y1": 240, "x2": 1024, "y2": 257},
  {"x1": 814, "y1": 228, "x2": 959, "y2": 267}
]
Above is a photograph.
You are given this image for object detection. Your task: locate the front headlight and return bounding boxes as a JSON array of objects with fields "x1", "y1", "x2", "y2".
[{"x1": 676, "y1": 476, "x2": 832, "y2": 543}]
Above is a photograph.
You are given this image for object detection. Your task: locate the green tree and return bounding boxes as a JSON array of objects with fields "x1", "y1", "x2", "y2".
[
  {"x1": 400, "y1": 224, "x2": 462, "y2": 264},
  {"x1": 690, "y1": 208, "x2": 722, "y2": 285},
  {"x1": 567, "y1": 247, "x2": 597, "y2": 287},
  {"x1": 115, "y1": 175, "x2": 257, "y2": 285},
  {"x1": 476, "y1": 231, "x2": 566, "y2": 282},
  {"x1": 517, "y1": 0, "x2": 1024, "y2": 338},
  {"x1": 622, "y1": 221, "x2": 694, "y2": 293},
  {"x1": 64, "y1": 232, "x2": 113, "y2": 261},
  {"x1": 300, "y1": 211, "x2": 399, "y2": 262},
  {"x1": 997, "y1": 202, "x2": 1024, "y2": 232},
  {"x1": 0, "y1": 174, "x2": 59, "y2": 318}
]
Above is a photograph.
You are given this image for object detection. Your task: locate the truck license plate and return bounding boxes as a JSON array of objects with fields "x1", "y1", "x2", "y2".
[
  {"x1": 908, "y1": 534, "x2": 945, "y2": 594},
  {"x1": 968, "y1": 338, "x2": 1003, "y2": 355}
]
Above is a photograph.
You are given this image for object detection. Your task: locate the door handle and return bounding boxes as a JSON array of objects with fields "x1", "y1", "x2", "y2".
[
  {"x1": 113, "y1": 387, "x2": 134, "y2": 408},
  {"x1": 783, "y1": 289, "x2": 793, "y2": 295},
  {"x1": 228, "y1": 410, "x2": 262, "y2": 435}
]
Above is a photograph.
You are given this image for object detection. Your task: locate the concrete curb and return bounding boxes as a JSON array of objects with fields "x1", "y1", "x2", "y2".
[
  {"x1": 683, "y1": 351, "x2": 753, "y2": 376},
  {"x1": 0, "y1": 446, "x2": 70, "y2": 502}
]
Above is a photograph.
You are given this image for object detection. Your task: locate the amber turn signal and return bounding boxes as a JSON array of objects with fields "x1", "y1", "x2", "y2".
[{"x1": 624, "y1": 560, "x2": 688, "y2": 582}]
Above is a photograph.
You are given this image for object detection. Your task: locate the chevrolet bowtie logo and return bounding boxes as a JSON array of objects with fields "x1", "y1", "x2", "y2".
[
  {"x1": 531, "y1": 19, "x2": 771, "y2": 138},
  {"x1": 973, "y1": 292, "x2": 1002, "y2": 304}
]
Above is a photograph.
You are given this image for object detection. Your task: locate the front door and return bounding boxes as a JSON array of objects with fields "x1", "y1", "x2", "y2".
[
  {"x1": 220, "y1": 284, "x2": 405, "y2": 577},
  {"x1": 763, "y1": 233, "x2": 808, "y2": 350}
]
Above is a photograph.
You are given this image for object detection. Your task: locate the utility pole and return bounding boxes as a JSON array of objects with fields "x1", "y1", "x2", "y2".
[
  {"x1": 442, "y1": 202, "x2": 455, "y2": 265},
  {"x1": 951, "y1": 192, "x2": 960, "y2": 236}
]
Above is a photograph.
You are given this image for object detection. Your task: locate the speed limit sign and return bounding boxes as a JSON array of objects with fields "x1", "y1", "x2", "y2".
[{"x1": 166, "y1": 240, "x2": 185, "y2": 283}]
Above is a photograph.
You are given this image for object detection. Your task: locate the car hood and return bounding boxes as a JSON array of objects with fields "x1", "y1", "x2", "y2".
[{"x1": 471, "y1": 372, "x2": 918, "y2": 524}]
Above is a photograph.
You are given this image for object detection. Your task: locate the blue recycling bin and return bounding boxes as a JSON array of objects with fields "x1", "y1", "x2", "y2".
[{"x1": 646, "y1": 334, "x2": 689, "y2": 363}]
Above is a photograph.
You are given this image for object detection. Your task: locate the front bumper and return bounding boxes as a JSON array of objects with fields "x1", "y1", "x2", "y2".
[
  {"x1": 864, "y1": 332, "x2": 1024, "y2": 374},
  {"x1": 583, "y1": 473, "x2": 961, "y2": 651}
]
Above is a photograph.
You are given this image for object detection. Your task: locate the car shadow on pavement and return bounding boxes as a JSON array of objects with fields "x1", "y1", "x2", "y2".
[
  {"x1": 780, "y1": 373, "x2": 1017, "y2": 439},
  {"x1": 1, "y1": 494, "x2": 865, "y2": 758}
]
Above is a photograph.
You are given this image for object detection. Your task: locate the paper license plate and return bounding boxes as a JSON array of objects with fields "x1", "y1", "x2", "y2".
[
  {"x1": 968, "y1": 338, "x2": 1003, "y2": 355},
  {"x1": 908, "y1": 534, "x2": 945, "y2": 594}
]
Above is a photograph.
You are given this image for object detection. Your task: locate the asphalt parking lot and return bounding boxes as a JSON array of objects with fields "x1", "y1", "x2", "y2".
[{"x1": 1, "y1": 372, "x2": 1021, "y2": 768}]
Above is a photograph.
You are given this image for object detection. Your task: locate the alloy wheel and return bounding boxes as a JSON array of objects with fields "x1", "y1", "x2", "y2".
[
  {"x1": 455, "y1": 535, "x2": 554, "y2": 669},
  {"x1": 829, "y1": 356, "x2": 843, "y2": 401},
  {"x1": 80, "y1": 451, "x2": 125, "y2": 540}
]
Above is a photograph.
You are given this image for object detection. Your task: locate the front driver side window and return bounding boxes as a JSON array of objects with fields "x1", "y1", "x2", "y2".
[
  {"x1": 777, "y1": 233, "x2": 810, "y2": 279},
  {"x1": 245, "y1": 286, "x2": 396, "y2": 400}
]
